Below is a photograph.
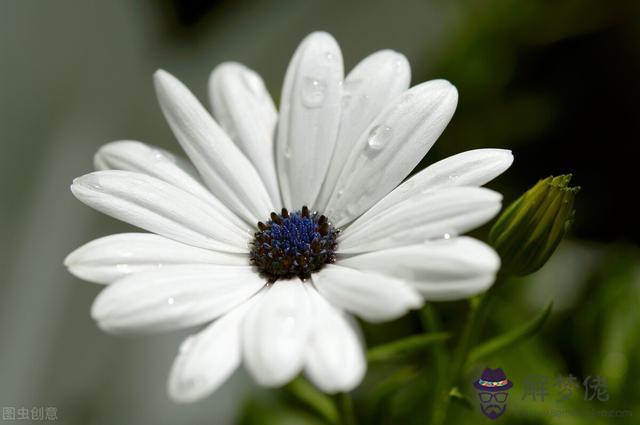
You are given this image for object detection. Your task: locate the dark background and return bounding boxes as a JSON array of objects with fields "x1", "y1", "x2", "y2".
[{"x1": 1, "y1": 1, "x2": 638, "y2": 424}]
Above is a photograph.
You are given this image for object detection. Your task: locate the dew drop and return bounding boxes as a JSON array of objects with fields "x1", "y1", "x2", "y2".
[
  {"x1": 448, "y1": 174, "x2": 459, "y2": 183},
  {"x1": 439, "y1": 231, "x2": 458, "y2": 241},
  {"x1": 325, "y1": 52, "x2": 335, "y2": 61},
  {"x1": 336, "y1": 188, "x2": 345, "y2": 199},
  {"x1": 302, "y1": 77, "x2": 327, "y2": 108},
  {"x1": 367, "y1": 125, "x2": 393, "y2": 152},
  {"x1": 167, "y1": 297, "x2": 175, "y2": 305},
  {"x1": 78, "y1": 174, "x2": 103, "y2": 191},
  {"x1": 150, "y1": 149, "x2": 175, "y2": 163}
]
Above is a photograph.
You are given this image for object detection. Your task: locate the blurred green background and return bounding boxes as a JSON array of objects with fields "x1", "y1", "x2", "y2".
[{"x1": 1, "y1": 0, "x2": 638, "y2": 424}]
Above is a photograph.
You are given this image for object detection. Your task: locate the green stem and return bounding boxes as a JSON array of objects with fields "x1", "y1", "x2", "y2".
[
  {"x1": 430, "y1": 275, "x2": 504, "y2": 425},
  {"x1": 420, "y1": 305, "x2": 447, "y2": 420},
  {"x1": 285, "y1": 377, "x2": 339, "y2": 424},
  {"x1": 335, "y1": 392, "x2": 357, "y2": 425}
]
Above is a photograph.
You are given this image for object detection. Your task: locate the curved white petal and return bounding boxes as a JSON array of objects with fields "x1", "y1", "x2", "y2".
[
  {"x1": 71, "y1": 170, "x2": 251, "y2": 253},
  {"x1": 64, "y1": 233, "x2": 247, "y2": 284},
  {"x1": 154, "y1": 69, "x2": 274, "y2": 224},
  {"x1": 168, "y1": 296, "x2": 257, "y2": 403},
  {"x1": 312, "y1": 264, "x2": 422, "y2": 322},
  {"x1": 91, "y1": 265, "x2": 264, "y2": 333},
  {"x1": 275, "y1": 31, "x2": 343, "y2": 208},
  {"x1": 339, "y1": 237, "x2": 500, "y2": 301},
  {"x1": 325, "y1": 80, "x2": 459, "y2": 227},
  {"x1": 242, "y1": 280, "x2": 312, "y2": 386},
  {"x1": 208, "y1": 63, "x2": 281, "y2": 206},
  {"x1": 94, "y1": 140, "x2": 204, "y2": 196},
  {"x1": 339, "y1": 186, "x2": 502, "y2": 254},
  {"x1": 92, "y1": 140, "x2": 246, "y2": 226},
  {"x1": 304, "y1": 288, "x2": 366, "y2": 393},
  {"x1": 362, "y1": 149, "x2": 513, "y2": 220},
  {"x1": 316, "y1": 50, "x2": 411, "y2": 210}
]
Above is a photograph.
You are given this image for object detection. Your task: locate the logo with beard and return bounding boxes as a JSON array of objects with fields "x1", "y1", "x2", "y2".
[{"x1": 474, "y1": 367, "x2": 513, "y2": 419}]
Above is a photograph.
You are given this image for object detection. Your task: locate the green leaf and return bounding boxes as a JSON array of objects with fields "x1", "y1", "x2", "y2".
[
  {"x1": 467, "y1": 301, "x2": 553, "y2": 365},
  {"x1": 367, "y1": 332, "x2": 451, "y2": 363},
  {"x1": 369, "y1": 366, "x2": 421, "y2": 404},
  {"x1": 284, "y1": 377, "x2": 339, "y2": 424}
]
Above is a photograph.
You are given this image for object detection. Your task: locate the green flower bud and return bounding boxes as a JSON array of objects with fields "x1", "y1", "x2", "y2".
[{"x1": 489, "y1": 174, "x2": 579, "y2": 276}]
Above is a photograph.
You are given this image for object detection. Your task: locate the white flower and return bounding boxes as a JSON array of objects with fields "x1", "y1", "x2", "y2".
[{"x1": 65, "y1": 31, "x2": 513, "y2": 402}]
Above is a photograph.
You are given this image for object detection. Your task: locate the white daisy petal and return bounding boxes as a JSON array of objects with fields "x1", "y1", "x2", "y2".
[
  {"x1": 242, "y1": 280, "x2": 312, "y2": 386},
  {"x1": 339, "y1": 186, "x2": 502, "y2": 254},
  {"x1": 64, "y1": 233, "x2": 247, "y2": 284},
  {"x1": 275, "y1": 31, "x2": 343, "y2": 208},
  {"x1": 316, "y1": 50, "x2": 411, "y2": 210},
  {"x1": 304, "y1": 287, "x2": 366, "y2": 393},
  {"x1": 91, "y1": 265, "x2": 264, "y2": 333},
  {"x1": 363, "y1": 149, "x2": 514, "y2": 219},
  {"x1": 154, "y1": 69, "x2": 274, "y2": 224},
  {"x1": 71, "y1": 170, "x2": 251, "y2": 253},
  {"x1": 208, "y1": 63, "x2": 281, "y2": 206},
  {"x1": 325, "y1": 80, "x2": 459, "y2": 227},
  {"x1": 312, "y1": 264, "x2": 422, "y2": 322},
  {"x1": 93, "y1": 140, "x2": 245, "y2": 227},
  {"x1": 339, "y1": 237, "x2": 500, "y2": 301},
  {"x1": 94, "y1": 140, "x2": 206, "y2": 198},
  {"x1": 168, "y1": 295, "x2": 257, "y2": 403},
  {"x1": 94, "y1": 140, "x2": 246, "y2": 237}
]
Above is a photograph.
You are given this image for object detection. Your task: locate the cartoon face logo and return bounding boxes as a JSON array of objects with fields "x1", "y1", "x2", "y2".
[{"x1": 474, "y1": 367, "x2": 513, "y2": 419}]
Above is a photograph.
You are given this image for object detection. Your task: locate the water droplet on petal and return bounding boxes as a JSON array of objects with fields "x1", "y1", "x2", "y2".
[
  {"x1": 150, "y1": 148, "x2": 175, "y2": 163},
  {"x1": 302, "y1": 77, "x2": 327, "y2": 108},
  {"x1": 167, "y1": 297, "x2": 175, "y2": 305},
  {"x1": 439, "y1": 231, "x2": 458, "y2": 241},
  {"x1": 448, "y1": 174, "x2": 459, "y2": 183},
  {"x1": 367, "y1": 125, "x2": 393, "y2": 152},
  {"x1": 78, "y1": 174, "x2": 103, "y2": 191}
]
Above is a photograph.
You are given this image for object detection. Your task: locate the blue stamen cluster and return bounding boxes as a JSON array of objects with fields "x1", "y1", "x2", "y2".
[{"x1": 250, "y1": 206, "x2": 338, "y2": 280}]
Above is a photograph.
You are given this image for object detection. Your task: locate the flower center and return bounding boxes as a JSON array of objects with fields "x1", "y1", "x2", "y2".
[{"x1": 249, "y1": 206, "x2": 338, "y2": 281}]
